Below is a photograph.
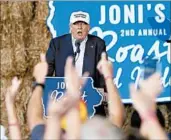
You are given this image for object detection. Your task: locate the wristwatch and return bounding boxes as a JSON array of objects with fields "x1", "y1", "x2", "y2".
[{"x1": 32, "y1": 82, "x2": 45, "y2": 90}]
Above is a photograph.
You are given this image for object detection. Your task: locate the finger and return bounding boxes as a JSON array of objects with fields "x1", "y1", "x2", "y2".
[
  {"x1": 129, "y1": 83, "x2": 137, "y2": 99},
  {"x1": 66, "y1": 56, "x2": 73, "y2": 67},
  {"x1": 48, "y1": 94, "x2": 56, "y2": 108},
  {"x1": 129, "y1": 83, "x2": 136, "y2": 93},
  {"x1": 12, "y1": 76, "x2": 18, "y2": 84},
  {"x1": 108, "y1": 61, "x2": 113, "y2": 66},
  {"x1": 81, "y1": 72, "x2": 90, "y2": 86},
  {"x1": 97, "y1": 61, "x2": 101, "y2": 70},
  {"x1": 18, "y1": 79, "x2": 22, "y2": 85},
  {"x1": 151, "y1": 72, "x2": 161, "y2": 80},
  {"x1": 40, "y1": 53, "x2": 46, "y2": 62},
  {"x1": 138, "y1": 79, "x2": 143, "y2": 86},
  {"x1": 145, "y1": 72, "x2": 161, "y2": 83},
  {"x1": 101, "y1": 52, "x2": 107, "y2": 61},
  {"x1": 12, "y1": 77, "x2": 21, "y2": 87},
  {"x1": 65, "y1": 56, "x2": 73, "y2": 74},
  {"x1": 97, "y1": 62, "x2": 103, "y2": 74},
  {"x1": 108, "y1": 61, "x2": 113, "y2": 69},
  {"x1": 82, "y1": 72, "x2": 89, "y2": 78},
  {"x1": 48, "y1": 94, "x2": 53, "y2": 106},
  {"x1": 14, "y1": 80, "x2": 22, "y2": 89}
]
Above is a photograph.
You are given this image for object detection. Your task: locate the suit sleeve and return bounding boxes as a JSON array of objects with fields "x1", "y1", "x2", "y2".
[
  {"x1": 96, "y1": 39, "x2": 106, "y2": 88},
  {"x1": 46, "y1": 39, "x2": 56, "y2": 76}
]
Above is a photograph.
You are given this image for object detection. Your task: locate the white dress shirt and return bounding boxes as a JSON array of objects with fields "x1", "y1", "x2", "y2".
[{"x1": 72, "y1": 36, "x2": 88, "y2": 76}]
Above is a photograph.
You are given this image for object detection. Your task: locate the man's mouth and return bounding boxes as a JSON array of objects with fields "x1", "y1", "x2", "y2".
[{"x1": 77, "y1": 31, "x2": 82, "y2": 35}]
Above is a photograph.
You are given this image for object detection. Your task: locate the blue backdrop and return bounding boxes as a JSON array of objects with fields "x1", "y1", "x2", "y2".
[{"x1": 46, "y1": 1, "x2": 171, "y2": 103}]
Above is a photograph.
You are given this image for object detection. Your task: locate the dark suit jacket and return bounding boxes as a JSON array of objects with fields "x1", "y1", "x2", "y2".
[{"x1": 46, "y1": 33, "x2": 106, "y2": 88}]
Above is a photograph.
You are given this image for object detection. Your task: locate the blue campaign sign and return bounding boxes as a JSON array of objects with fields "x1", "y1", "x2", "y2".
[
  {"x1": 46, "y1": 1, "x2": 171, "y2": 103},
  {"x1": 43, "y1": 77, "x2": 103, "y2": 118}
]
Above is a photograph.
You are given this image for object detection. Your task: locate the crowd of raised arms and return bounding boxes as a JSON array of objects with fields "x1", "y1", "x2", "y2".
[{"x1": 4, "y1": 53, "x2": 169, "y2": 140}]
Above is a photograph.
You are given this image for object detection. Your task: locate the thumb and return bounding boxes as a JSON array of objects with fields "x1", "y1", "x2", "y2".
[
  {"x1": 40, "y1": 53, "x2": 46, "y2": 62},
  {"x1": 129, "y1": 83, "x2": 137, "y2": 99},
  {"x1": 82, "y1": 72, "x2": 89, "y2": 78},
  {"x1": 97, "y1": 61, "x2": 103, "y2": 74},
  {"x1": 101, "y1": 52, "x2": 107, "y2": 61},
  {"x1": 65, "y1": 56, "x2": 73, "y2": 72},
  {"x1": 81, "y1": 72, "x2": 90, "y2": 86}
]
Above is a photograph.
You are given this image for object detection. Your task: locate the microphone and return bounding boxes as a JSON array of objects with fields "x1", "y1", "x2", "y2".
[{"x1": 74, "y1": 39, "x2": 82, "y2": 63}]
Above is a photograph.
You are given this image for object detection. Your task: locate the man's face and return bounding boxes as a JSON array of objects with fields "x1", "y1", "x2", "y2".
[{"x1": 70, "y1": 21, "x2": 90, "y2": 40}]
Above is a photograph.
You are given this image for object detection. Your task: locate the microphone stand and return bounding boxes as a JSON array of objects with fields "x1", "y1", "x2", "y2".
[{"x1": 74, "y1": 40, "x2": 81, "y2": 63}]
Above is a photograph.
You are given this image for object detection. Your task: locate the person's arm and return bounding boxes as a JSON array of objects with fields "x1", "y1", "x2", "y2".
[
  {"x1": 44, "y1": 113, "x2": 61, "y2": 140},
  {"x1": 64, "y1": 57, "x2": 88, "y2": 139},
  {"x1": 44, "y1": 57, "x2": 86, "y2": 139},
  {"x1": 105, "y1": 78, "x2": 124, "y2": 128},
  {"x1": 97, "y1": 52, "x2": 124, "y2": 128},
  {"x1": 140, "y1": 113, "x2": 168, "y2": 139},
  {"x1": 5, "y1": 77, "x2": 22, "y2": 140},
  {"x1": 46, "y1": 39, "x2": 56, "y2": 76},
  {"x1": 65, "y1": 57, "x2": 81, "y2": 139},
  {"x1": 27, "y1": 54, "x2": 47, "y2": 131},
  {"x1": 138, "y1": 73, "x2": 163, "y2": 111},
  {"x1": 129, "y1": 73, "x2": 168, "y2": 140},
  {"x1": 44, "y1": 92, "x2": 81, "y2": 139},
  {"x1": 66, "y1": 103, "x2": 81, "y2": 139},
  {"x1": 44, "y1": 93, "x2": 78, "y2": 140}
]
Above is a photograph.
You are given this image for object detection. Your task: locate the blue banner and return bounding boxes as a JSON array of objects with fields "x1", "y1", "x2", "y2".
[
  {"x1": 43, "y1": 77, "x2": 103, "y2": 118},
  {"x1": 46, "y1": 1, "x2": 171, "y2": 103}
]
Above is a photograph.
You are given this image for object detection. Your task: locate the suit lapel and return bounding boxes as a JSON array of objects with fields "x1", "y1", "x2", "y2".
[
  {"x1": 82, "y1": 35, "x2": 96, "y2": 76},
  {"x1": 65, "y1": 34, "x2": 74, "y2": 56},
  {"x1": 56, "y1": 34, "x2": 74, "y2": 76}
]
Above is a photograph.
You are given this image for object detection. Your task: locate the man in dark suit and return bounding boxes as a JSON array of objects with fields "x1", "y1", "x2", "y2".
[{"x1": 46, "y1": 11, "x2": 106, "y2": 89}]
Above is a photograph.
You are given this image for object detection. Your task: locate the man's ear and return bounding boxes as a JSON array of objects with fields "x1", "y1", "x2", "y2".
[{"x1": 88, "y1": 25, "x2": 90, "y2": 31}]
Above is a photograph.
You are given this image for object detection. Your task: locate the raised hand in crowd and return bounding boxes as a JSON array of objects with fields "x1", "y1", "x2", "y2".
[
  {"x1": 5, "y1": 77, "x2": 22, "y2": 140},
  {"x1": 33, "y1": 53, "x2": 48, "y2": 84},
  {"x1": 97, "y1": 52, "x2": 124, "y2": 128},
  {"x1": 64, "y1": 56, "x2": 89, "y2": 95},
  {"x1": 27, "y1": 53, "x2": 48, "y2": 139},
  {"x1": 45, "y1": 56, "x2": 88, "y2": 140},
  {"x1": 64, "y1": 56, "x2": 88, "y2": 139},
  {"x1": 44, "y1": 92, "x2": 78, "y2": 140},
  {"x1": 130, "y1": 73, "x2": 168, "y2": 140},
  {"x1": 138, "y1": 73, "x2": 163, "y2": 111},
  {"x1": 44, "y1": 57, "x2": 87, "y2": 140}
]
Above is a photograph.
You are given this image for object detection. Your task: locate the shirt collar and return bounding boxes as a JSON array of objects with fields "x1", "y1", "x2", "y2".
[{"x1": 72, "y1": 35, "x2": 88, "y2": 45}]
